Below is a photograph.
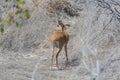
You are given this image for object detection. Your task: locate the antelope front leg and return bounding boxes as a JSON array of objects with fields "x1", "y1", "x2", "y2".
[
  {"x1": 51, "y1": 45, "x2": 55, "y2": 69},
  {"x1": 51, "y1": 52, "x2": 54, "y2": 67}
]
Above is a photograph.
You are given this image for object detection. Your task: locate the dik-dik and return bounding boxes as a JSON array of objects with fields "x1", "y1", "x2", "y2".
[{"x1": 50, "y1": 21, "x2": 69, "y2": 69}]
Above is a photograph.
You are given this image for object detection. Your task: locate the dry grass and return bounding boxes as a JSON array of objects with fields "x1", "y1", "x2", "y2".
[
  {"x1": 46, "y1": 0, "x2": 68, "y2": 15},
  {"x1": 0, "y1": 0, "x2": 120, "y2": 80},
  {"x1": 45, "y1": 0, "x2": 79, "y2": 17}
]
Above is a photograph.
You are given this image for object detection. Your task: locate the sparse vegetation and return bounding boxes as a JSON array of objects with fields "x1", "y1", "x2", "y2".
[
  {"x1": 0, "y1": 0, "x2": 31, "y2": 34},
  {"x1": 46, "y1": 0, "x2": 80, "y2": 18},
  {"x1": 0, "y1": 0, "x2": 120, "y2": 80}
]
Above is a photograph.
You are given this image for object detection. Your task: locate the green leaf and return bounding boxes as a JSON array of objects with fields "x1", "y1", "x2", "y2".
[
  {"x1": 16, "y1": 0, "x2": 25, "y2": 4},
  {"x1": 0, "y1": 27, "x2": 4, "y2": 35},
  {"x1": 2, "y1": 21, "x2": 9, "y2": 27},
  {"x1": 15, "y1": 22, "x2": 19, "y2": 27},
  {"x1": 13, "y1": 4, "x2": 19, "y2": 8},
  {"x1": 0, "y1": 18, "x2": 1, "y2": 22},
  {"x1": 9, "y1": 16, "x2": 15, "y2": 24},
  {"x1": 24, "y1": 9, "x2": 30, "y2": 19},
  {"x1": 15, "y1": 8, "x2": 23, "y2": 15},
  {"x1": 16, "y1": 0, "x2": 25, "y2": 8},
  {"x1": 6, "y1": 0, "x2": 11, "y2": 2}
]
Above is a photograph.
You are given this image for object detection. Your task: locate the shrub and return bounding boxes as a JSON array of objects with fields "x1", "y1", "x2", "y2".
[{"x1": 46, "y1": 0, "x2": 79, "y2": 17}]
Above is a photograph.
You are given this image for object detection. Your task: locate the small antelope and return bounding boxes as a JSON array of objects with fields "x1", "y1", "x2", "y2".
[{"x1": 50, "y1": 20, "x2": 69, "y2": 69}]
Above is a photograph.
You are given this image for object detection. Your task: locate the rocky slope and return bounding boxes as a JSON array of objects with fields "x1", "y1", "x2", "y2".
[{"x1": 0, "y1": 0, "x2": 120, "y2": 80}]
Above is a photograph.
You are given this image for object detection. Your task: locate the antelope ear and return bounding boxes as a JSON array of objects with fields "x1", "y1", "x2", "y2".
[
  {"x1": 65, "y1": 24, "x2": 71, "y2": 27},
  {"x1": 56, "y1": 25, "x2": 60, "y2": 28},
  {"x1": 58, "y1": 20, "x2": 62, "y2": 24}
]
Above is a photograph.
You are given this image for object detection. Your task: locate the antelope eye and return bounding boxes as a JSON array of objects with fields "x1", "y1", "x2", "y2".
[{"x1": 57, "y1": 25, "x2": 60, "y2": 27}]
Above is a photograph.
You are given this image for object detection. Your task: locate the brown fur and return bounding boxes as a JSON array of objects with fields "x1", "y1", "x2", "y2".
[{"x1": 50, "y1": 24, "x2": 69, "y2": 69}]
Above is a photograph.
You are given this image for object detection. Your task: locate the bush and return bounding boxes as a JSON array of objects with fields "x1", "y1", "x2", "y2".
[
  {"x1": 46, "y1": 0, "x2": 79, "y2": 17},
  {"x1": 0, "y1": 0, "x2": 31, "y2": 35}
]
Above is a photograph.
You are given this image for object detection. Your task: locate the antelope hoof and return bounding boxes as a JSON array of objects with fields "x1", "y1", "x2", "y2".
[
  {"x1": 50, "y1": 65, "x2": 61, "y2": 70},
  {"x1": 65, "y1": 61, "x2": 69, "y2": 66},
  {"x1": 50, "y1": 66, "x2": 59, "y2": 70}
]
